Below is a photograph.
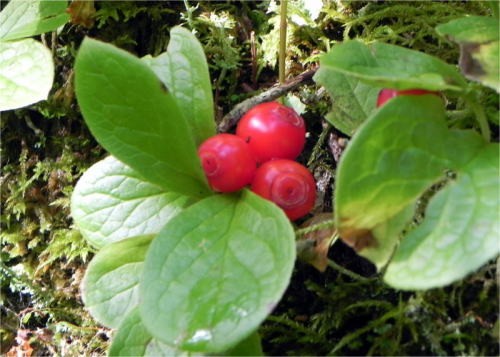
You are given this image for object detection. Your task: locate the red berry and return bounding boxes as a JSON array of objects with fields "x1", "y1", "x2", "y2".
[
  {"x1": 376, "y1": 89, "x2": 398, "y2": 107},
  {"x1": 251, "y1": 159, "x2": 316, "y2": 221},
  {"x1": 376, "y1": 88, "x2": 440, "y2": 107},
  {"x1": 236, "y1": 101, "x2": 306, "y2": 163},
  {"x1": 198, "y1": 134, "x2": 257, "y2": 193}
]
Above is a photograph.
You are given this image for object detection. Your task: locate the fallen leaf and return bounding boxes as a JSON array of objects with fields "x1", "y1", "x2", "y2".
[
  {"x1": 67, "y1": 0, "x2": 95, "y2": 28},
  {"x1": 297, "y1": 212, "x2": 336, "y2": 272}
]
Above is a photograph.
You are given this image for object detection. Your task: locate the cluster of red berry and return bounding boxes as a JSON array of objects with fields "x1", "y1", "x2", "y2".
[{"x1": 198, "y1": 101, "x2": 316, "y2": 221}]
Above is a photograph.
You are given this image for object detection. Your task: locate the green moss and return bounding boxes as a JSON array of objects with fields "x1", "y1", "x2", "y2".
[
  {"x1": 324, "y1": 1, "x2": 490, "y2": 62},
  {"x1": 260, "y1": 252, "x2": 498, "y2": 356}
]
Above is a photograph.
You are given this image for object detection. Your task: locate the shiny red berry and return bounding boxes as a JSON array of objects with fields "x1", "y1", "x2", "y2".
[
  {"x1": 251, "y1": 159, "x2": 316, "y2": 221},
  {"x1": 376, "y1": 88, "x2": 440, "y2": 107},
  {"x1": 236, "y1": 101, "x2": 306, "y2": 163},
  {"x1": 198, "y1": 134, "x2": 257, "y2": 193}
]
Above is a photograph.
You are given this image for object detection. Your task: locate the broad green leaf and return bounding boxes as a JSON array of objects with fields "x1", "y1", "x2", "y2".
[
  {"x1": 71, "y1": 156, "x2": 193, "y2": 248},
  {"x1": 0, "y1": 39, "x2": 54, "y2": 111},
  {"x1": 336, "y1": 95, "x2": 449, "y2": 234},
  {"x1": 334, "y1": 94, "x2": 496, "y2": 288},
  {"x1": 313, "y1": 68, "x2": 380, "y2": 135},
  {"x1": 109, "y1": 308, "x2": 154, "y2": 357},
  {"x1": 436, "y1": 16, "x2": 500, "y2": 92},
  {"x1": 140, "y1": 190, "x2": 295, "y2": 353},
  {"x1": 359, "y1": 202, "x2": 416, "y2": 270},
  {"x1": 109, "y1": 308, "x2": 190, "y2": 357},
  {"x1": 0, "y1": 0, "x2": 69, "y2": 41},
  {"x1": 74, "y1": 38, "x2": 211, "y2": 198},
  {"x1": 352, "y1": 129, "x2": 489, "y2": 269},
  {"x1": 111, "y1": 314, "x2": 254, "y2": 357},
  {"x1": 436, "y1": 16, "x2": 499, "y2": 44},
  {"x1": 82, "y1": 235, "x2": 153, "y2": 329},
  {"x1": 142, "y1": 26, "x2": 215, "y2": 146},
  {"x1": 384, "y1": 144, "x2": 499, "y2": 289},
  {"x1": 335, "y1": 95, "x2": 485, "y2": 247},
  {"x1": 319, "y1": 40, "x2": 467, "y2": 92}
]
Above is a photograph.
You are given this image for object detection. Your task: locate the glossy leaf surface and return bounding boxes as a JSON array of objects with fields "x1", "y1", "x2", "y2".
[
  {"x1": 109, "y1": 308, "x2": 188, "y2": 357},
  {"x1": 384, "y1": 144, "x2": 499, "y2": 289},
  {"x1": 319, "y1": 40, "x2": 467, "y2": 92},
  {"x1": 335, "y1": 95, "x2": 498, "y2": 288},
  {"x1": 143, "y1": 26, "x2": 215, "y2": 145},
  {"x1": 74, "y1": 38, "x2": 210, "y2": 198},
  {"x1": 0, "y1": 39, "x2": 54, "y2": 111},
  {"x1": 313, "y1": 66, "x2": 379, "y2": 135},
  {"x1": 335, "y1": 95, "x2": 452, "y2": 233},
  {"x1": 82, "y1": 235, "x2": 153, "y2": 328},
  {"x1": 71, "y1": 156, "x2": 193, "y2": 248},
  {"x1": 0, "y1": 0, "x2": 69, "y2": 41},
  {"x1": 140, "y1": 190, "x2": 295, "y2": 353},
  {"x1": 110, "y1": 309, "x2": 261, "y2": 356}
]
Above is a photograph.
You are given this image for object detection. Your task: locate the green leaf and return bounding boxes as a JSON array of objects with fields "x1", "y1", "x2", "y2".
[
  {"x1": 139, "y1": 190, "x2": 295, "y2": 353},
  {"x1": 71, "y1": 156, "x2": 193, "y2": 248},
  {"x1": 109, "y1": 308, "x2": 153, "y2": 357},
  {"x1": 384, "y1": 144, "x2": 499, "y2": 289},
  {"x1": 313, "y1": 68, "x2": 380, "y2": 135},
  {"x1": 74, "y1": 38, "x2": 211, "y2": 198},
  {"x1": 360, "y1": 202, "x2": 416, "y2": 270},
  {"x1": 436, "y1": 16, "x2": 499, "y2": 44},
  {"x1": 142, "y1": 26, "x2": 215, "y2": 146},
  {"x1": 436, "y1": 16, "x2": 500, "y2": 92},
  {"x1": 0, "y1": 39, "x2": 54, "y2": 111},
  {"x1": 334, "y1": 94, "x2": 497, "y2": 289},
  {"x1": 319, "y1": 40, "x2": 467, "y2": 92},
  {"x1": 348, "y1": 134, "x2": 487, "y2": 270},
  {"x1": 335, "y1": 95, "x2": 452, "y2": 234},
  {"x1": 109, "y1": 308, "x2": 191, "y2": 357},
  {"x1": 105, "y1": 320, "x2": 262, "y2": 356},
  {"x1": 0, "y1": 0, "x2": 69, "y2": 41},
  {"x1": 82, "y1": 235, "x2": 153, "y2": 329}
]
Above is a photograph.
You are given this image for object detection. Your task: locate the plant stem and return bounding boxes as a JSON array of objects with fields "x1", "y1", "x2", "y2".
[
  {"x1": 327, "y1": 258, "x2": 372, "y2": 282},
  {"x1": 446, "y1": 109, "x2": 471, "y2": 127},
  {"x1": 279, "y1": 0, "x2": 288, "y2": 85},
  {"x1": 294, "y1": 218, "x2": 336, "y2": 236},
  {"x1": 467, "y1": 94, "x2": 491, "y2": 142},
  {"x1": 218, "y1": 67, "x2": 317, "y2": 132}
]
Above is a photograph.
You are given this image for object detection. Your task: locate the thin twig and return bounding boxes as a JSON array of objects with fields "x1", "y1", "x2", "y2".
[
  {"x1": 294, "y1": 218, "x2": 336, "y2": 237},
  {"x1": 279, "y1": 0, "x2": 288, "y2": 85},
  {"x1": 327, "y1": 258, "x2": 373, "y2": 282},
  {"x1": 217, "y1": 66, "x2": 318, "y2": 132}
]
